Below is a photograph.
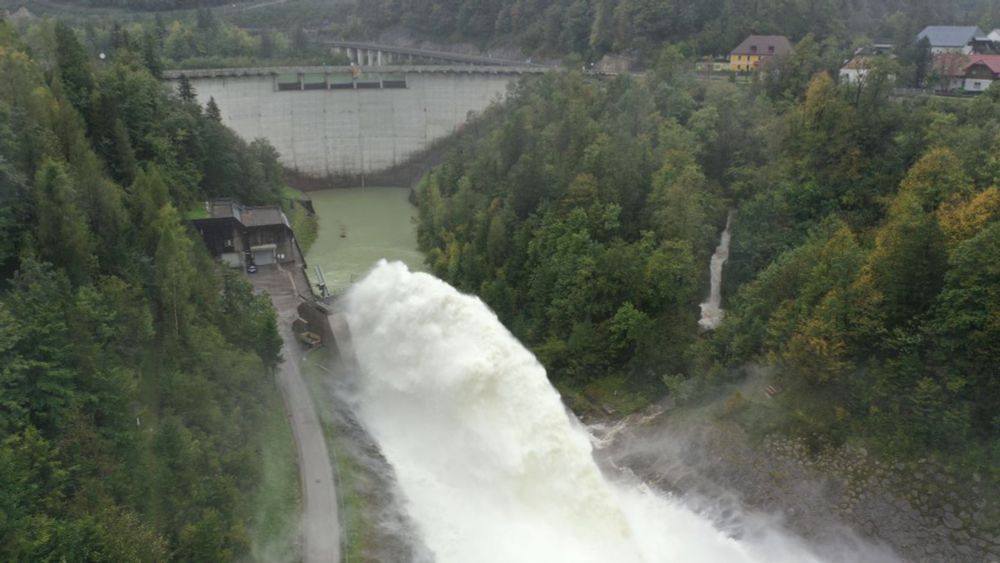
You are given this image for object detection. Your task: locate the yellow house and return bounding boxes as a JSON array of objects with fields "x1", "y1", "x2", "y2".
[{"x1": 729, "y1": 35, "x2": 793, "y2": 72}]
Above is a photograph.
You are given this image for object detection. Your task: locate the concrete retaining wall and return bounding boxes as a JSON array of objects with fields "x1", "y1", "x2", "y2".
[{"x1": 175, "y1": 68, "x2": 516, "y2": 179}]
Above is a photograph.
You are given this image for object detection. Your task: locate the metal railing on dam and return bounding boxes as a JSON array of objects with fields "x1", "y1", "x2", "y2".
[{"x1": 162, "y1": 64, "x2": 547, "y2": 81}]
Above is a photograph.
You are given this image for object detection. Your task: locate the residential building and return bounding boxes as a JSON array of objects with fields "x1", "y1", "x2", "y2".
[
  {"x1": 933, "y1": 53, "x2": 1000, "y2": 93},
  {"x1": 969, "y1": 30, "x2": 1000, "y2": 54},
  {"x1": 191, "y1": 199, "x2": 298, "y2": 267},
  {"x1": 962, "y1": 55, "x2": 1000, "y2": 92},
  {"x1": 917, "y1": 26, "x2": 984, "y2": 54},
  {"x1": 729, "y1": 35, "x2": 793, "y2": 72},
  {"x1": 839, "y1": 55, "x2": 894, "y2": 84}
]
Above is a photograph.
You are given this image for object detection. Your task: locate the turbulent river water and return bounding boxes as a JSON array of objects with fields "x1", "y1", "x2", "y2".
[
  {"x1": 340, "y1": 260, "x2": 833, "y2": 563},
  {"x1": 303, "y1": 189, "x2": 883, "y2": 562}
]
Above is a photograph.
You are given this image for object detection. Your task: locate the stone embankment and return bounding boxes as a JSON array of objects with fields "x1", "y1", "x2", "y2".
[
  {"x1": 755, "y1": 435, "x2": 999, "y2": 562},
  {"x1": 598, "y1": 405, "x2": 1000, "y2": 563}
]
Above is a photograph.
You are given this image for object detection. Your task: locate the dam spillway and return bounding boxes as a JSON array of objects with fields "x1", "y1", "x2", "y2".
[{"x1": 164, "y1": 66, "x2": 542, "y2": 181}]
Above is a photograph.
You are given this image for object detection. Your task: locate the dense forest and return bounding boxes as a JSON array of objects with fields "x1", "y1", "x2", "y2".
[
  {"x1": 0, "y1": 20, "x2": 295, "y2": 559},
  {"x1": 10, "y1": 0, "x2": 999, "y2": 66},
  {"x1": 355, "y1": 0, "x2": 1000, "y2": 59},
  {"x1": 3, "y1": 0, "x2": 1000, "y2": 557},
  {"x1": 417, "y1": 48, "x2": 1000, "y2": 475},
  {"x1": 56, "y1": 0, "x2": 249, "y2": 10},
  {"x1": 37, "y1": 9, "x2": 343, "y2": 70}
]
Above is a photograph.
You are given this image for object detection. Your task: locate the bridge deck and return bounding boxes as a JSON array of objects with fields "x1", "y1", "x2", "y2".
[{"x1": 321, "y1": 40, "x2": 542, "y2": 68}]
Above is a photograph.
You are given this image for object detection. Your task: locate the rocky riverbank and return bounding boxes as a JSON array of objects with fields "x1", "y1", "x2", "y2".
[{"x1": 593, "y1": 391, "x2": 1000, "y2": 562}]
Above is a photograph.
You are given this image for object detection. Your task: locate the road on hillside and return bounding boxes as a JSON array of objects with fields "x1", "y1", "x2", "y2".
[{"x1": 252, "y1": 265, "x2": 341, "y2": 563}]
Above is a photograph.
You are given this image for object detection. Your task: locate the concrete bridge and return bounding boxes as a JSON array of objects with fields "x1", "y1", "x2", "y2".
[
  {"x1": 321, "y1": 40, "x2": 540, "y2": 68},
  {"x1": 163, "y1": 65, "x2": 547, "y2": 186}
]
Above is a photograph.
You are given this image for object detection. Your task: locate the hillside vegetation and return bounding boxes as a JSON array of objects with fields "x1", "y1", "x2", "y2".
[
  {"x1": 0, "y1": 20, "x2": 294, "y2": 559},
  {"x1": 354, "y1": 0, "x2": 1000, "y2": 59},
  {"x1": 417, "y1": 51, "x2": 1000, "y2": 475}
]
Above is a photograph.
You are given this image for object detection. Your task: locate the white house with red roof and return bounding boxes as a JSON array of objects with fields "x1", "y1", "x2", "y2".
[
  {"x1": 962, "y1": 54, "x2": 1000, "y2": 92},
  {"x1": 934, "y1": 53, "x2": 1000, "y2": 92}
]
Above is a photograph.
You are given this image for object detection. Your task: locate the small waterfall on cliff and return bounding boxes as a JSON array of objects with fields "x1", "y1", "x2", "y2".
[
  {"x1": 699, "y1": 212, "x2": 734, "y2": 331},
  {"x1": 339, "y1": 260, "x2": 827, "y2": 563}
]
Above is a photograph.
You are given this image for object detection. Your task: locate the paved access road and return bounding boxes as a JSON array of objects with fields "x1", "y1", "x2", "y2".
[{"x1": 251, "y1": 265, "x2": 340, "y2": 563}]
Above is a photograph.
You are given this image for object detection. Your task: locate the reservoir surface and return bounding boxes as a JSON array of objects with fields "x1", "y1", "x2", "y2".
[{"x1": 305, "y1": 187, "x2": 424, "y2": 292}]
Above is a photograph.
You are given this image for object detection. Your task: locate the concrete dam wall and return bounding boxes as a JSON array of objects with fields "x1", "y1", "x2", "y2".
[{"x1": 166, "y1": 66, "x2": 538, "y2": 182}]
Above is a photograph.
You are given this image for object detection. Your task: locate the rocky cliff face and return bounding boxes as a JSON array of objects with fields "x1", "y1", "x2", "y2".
[{"x1": 595, "y1": 401, "x2": 1000, "y2": 563}]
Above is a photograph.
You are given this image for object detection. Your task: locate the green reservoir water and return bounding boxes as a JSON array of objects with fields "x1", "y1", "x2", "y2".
[{"x1": 306, "y1": 187, "x2": 425, "y2": 292}]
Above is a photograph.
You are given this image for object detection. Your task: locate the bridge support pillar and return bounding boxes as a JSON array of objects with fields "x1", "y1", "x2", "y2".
[{"x1": 377, "y1": 50, "x2": 383, "y2": 66}]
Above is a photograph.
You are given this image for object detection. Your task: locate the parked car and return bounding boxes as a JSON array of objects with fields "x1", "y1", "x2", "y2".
[{"x1": 246, "y1": 263, "x2": 257, "y2": 274}]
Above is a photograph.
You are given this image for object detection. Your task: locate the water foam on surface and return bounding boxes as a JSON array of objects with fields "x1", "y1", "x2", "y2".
[{"x1": 343, "y1": 261, "x2": 826, "y2": 563}]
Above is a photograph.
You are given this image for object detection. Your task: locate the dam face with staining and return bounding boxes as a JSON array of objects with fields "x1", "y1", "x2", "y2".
[{"x1": 163, "y1": 65, "x2": 544, "y2": 183}]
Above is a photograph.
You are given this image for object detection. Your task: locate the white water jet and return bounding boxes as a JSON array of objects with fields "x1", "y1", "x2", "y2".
[
  {"x1": 699, "y1": 212, "x2": 734, "y2": 331},
  {"x1": 342, "y1": 261, "x2": 828, "y2": 563}
]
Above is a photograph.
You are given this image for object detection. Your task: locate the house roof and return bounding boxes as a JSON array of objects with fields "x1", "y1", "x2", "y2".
[
  {"x1": 933, "y1": 53, "x2": 1000, "y2": 77},
  {"x1": 917, "y1": 26, "x2": 984, "y2": 48},
  {"x1": 934, "y1": 53, "x2": 971, "y2": 77},
  {"x1": 730, "y1": 35, "x2": 793, "y2": 57},
  {"x1": 967, "y1": 54, "x2": 1000, "y2": 75},
  {"x1": 197, "y1": 199, "x2": 289, "y2": 229},
  {"x1": 207, "y1": 200, "x2": 242, "y2": 222},
  {"x1": 241, "y1": 207, "x2": 289, "y2": 228},
  {"x1": 841, "y1": 55, "x2": 895, "y2": 70}
]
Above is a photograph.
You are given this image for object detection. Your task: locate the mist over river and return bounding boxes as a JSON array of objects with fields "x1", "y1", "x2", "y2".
[{"x1": 337, "y1": 260, "x2": 887, "y2": 563}]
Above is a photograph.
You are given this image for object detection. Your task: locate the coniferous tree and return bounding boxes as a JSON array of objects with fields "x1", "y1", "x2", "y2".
[
  {"x1": 292, "y1": 27, "x2": 309, "y2": 53},
  {"x1": 110, "y1": 22, "x2": 125, "y2": 51},
  {"x1": 0, "y1": 132, "x2": 30, "y2": 279},
  {"x1": 151, "y1": 204, "x2": 194, "y2": 337},
  {"x1": 205, "y1": 97, "x2": 222, "y2": 122},
  {"x1": 141, "y1": 32, "x2": 163, "y2": 78},
  {"x1": 913, "y1": 37, "x2": 933, "y2": 88},
  {"x1": 259, "y1": 31, "x2": 274, "y2": 59},
  {"x1": 177, "y1": 75, "x2": 196, "y2": 103},
  {"x1": 33, "y1": 160, "x2": 93, "y2": 286},
  {"x1": 54, "y1": 23, "x2": 93, "y2": 115}
]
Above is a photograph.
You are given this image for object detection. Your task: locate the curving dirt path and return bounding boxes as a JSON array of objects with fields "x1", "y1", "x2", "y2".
[{"x1": 252, "y1": 265, "x2": 341, "y2": 563}]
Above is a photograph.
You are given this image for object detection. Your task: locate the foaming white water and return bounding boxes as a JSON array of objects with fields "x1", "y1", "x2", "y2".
[
  {"x1": 343, "y1": 261, "x2": 825, "y2": 563},
  {"x1": 699, "y1": 212, "x2": 733, "y2": 331}
]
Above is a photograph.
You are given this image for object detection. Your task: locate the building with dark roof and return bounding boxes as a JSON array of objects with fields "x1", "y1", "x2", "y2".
[
  {"x1": 191, "y1": 199, "x2": 297, "y2": 268},
  {"x1": 917, "y1": 26, "x2": 985, "y2": 54},
  {"x1": 729, "y1": 35, "x2": 793, "y2": 72}
]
